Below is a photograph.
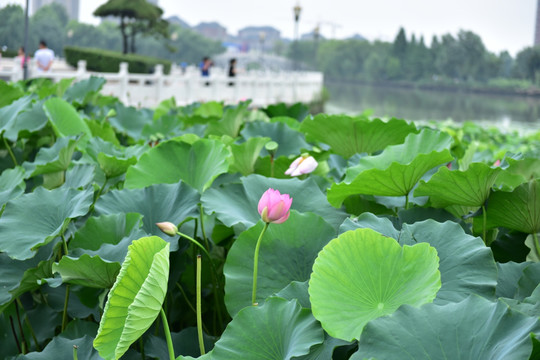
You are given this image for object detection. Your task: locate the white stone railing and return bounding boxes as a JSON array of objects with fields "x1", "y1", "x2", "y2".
[{"x1": 0, "y1": 58, "x2": 324, "y2": 108}]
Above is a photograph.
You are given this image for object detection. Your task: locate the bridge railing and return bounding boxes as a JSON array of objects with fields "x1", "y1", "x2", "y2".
[{"x1": 0, "y1": 59, "x2": 324, "y2": 107}]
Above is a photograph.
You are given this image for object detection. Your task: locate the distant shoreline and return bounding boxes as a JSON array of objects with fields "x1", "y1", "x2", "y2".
[{"x1": 325, "y1": 78, "x2": 540, "y2": 98}]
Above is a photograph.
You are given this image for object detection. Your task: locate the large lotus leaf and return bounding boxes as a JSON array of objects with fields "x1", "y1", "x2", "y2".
[
  {"x1": 264, "y1": 102, "x2": 309, "y2": 121},
  {"x1": 95, "y1": 182, "x2": 199, "y2": 244},
  {"x1": 43, "y1": 97, "x2": 91, "y2": 144},
  {"x1": 18, "y1": 335, "x2": 101, "y2": 360},
  {"x1": 501, "y1": 284, "x2": 540, "y2": 319},
  {"x1": 98, "y1": 152, "x2": 137, "y2": 179},
  {"x1": 63, "y1": 76, "x2": 106, "y2": 105},
  {"x1": 141, "y1": 114, "x2": 184, "y2": 139},
  {"x1": 229, "y1": 137, "x2": 270, "y2": 176},
  {"x1": 224, "y1": 211, "x2": 335, "y2": 316},
  {"x1": 87, "y1": 118, "x2": 120, "y2": 145},
  {"x1": 109, "y1": 103, "x2": 151, "y2": 140},
  {"x1": 190, "y1": 298, "x2": 324, "y2": 360},
  {"x1": 308, "y1": 228, "x2": 441, "y2": 341},
  {"x1": 145, "y1": 328, "x2": 216, "y2": 359},
  {"x1": 516, "y1": 262, "x2": 540, "y2": 301},
  {"x1": 274, "y1": 280, "x2": 311, "y2": 309},
  {"x1": 486, "y1": 180, "x2": 540, "y2": 234},
  {"x1": 70, "y1": 213, "x2": 143, "y2": 251},
  {"x1": 240, "y1": 121, "x2": 311, "y2": 157},
  {"x1": 4, "y1": 99, "x2": 48, "y2": 141},
  {"x1": 496, "y1": 261, "x2": 532, "y2": 298},
  {"x1": 253, "y1": 155, "x2": 296, "y2": 179},
  {"x1": 205, "y1": 101, "x2": 249, "y2": 138},
  {"x1": 0, "y1": 81, "x2": 24, "y2": 108},
  {"x1": 339, "y1": 213, "x2": 400, "y2": 239},
  {"x1": 399, "y1": 220, "x2": 497, "y2": 303},
  {"x1": 414, "y1": 162, "x2": 502, "y2": 207},
  {"x1": 94, "y1": 236, "x2": 170, "y2": 360},
  {"x1": 52, "y1": 254, "x2": 121, "y2": 288},
  {"x1": 495, "y1": 157, "x2": 540, "y2": 191},
  {"x1": 351, "y1": 296, "x2": 540, "y2": 360},
  {"x1": 0, "y1": 187, "x2": 93, "y2": 260},
  {"x1": 83, "y1": 137, "x2": 146, "y2": 177},
  {"x1": 63, "y1": 164, "x2": 97, "y2": 189},
  {"x1": 194, "y1": 101, "x2": 224, "y2": 118},
  {"x1": 0, "y1": 245, "x2": 53, "y2": 309},
  {"x1": 201, "y1": 174, "x2": 347, "y2": 232},
  {"x1": 0, "y1": 95, "x2": 33, "y2": 136},
  {"x1": 0, "y1": 166, "x2": 25, "y2": 207},
  {"x1": 300, "y1": 115, "x2": 417, "y2": 158},
  {"x1": 294, "y1": 334, "x2": 351, "y2": 360},
  {"x1": 23, "y1": 136, "x2": 79, "y2": 177},
  {"x1": 125, "y1": 139, "x2": 229, "y2": 193},
  {"x1": 328, "y1": 129, "x2": 453, "y2": 206}
]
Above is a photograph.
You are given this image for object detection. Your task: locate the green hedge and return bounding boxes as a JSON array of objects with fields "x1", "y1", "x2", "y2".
[{"x1": 64, "y1": 46, "x2": 171, "y2": 74}]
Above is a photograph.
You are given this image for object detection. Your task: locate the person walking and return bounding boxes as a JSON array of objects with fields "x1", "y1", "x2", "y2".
[
  {"x1": 228, "y1": 58, "x2": 237, "y2": 86},
  {"x1": 34, "y1": 40, "x2": 54, "y2": 73}
]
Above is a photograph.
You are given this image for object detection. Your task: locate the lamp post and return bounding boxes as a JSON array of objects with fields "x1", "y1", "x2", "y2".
[
  {"x1": 23, "y1": 0, "x2": 29, "y2": 80},
  {"x1": 259, "y1": 31, "x2": 266, "y2": 64},
  {"x1": 313, "y1": 24, "x2": 320, "y2": 66},
  {"x1": 293, "y1": 3, "x2": 302, "y2": 71}
]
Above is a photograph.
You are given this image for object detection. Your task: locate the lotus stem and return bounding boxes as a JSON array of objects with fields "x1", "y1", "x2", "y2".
[
  {"x1": 199, "y1": 204, "x2": 210, "y2": 251},
  {"x1": 404, "y1": 193, "x2": 409, "y2": 210},
  {"x1": 160, "y1": 308, "x2": 175, "y2": 360},
  {"x1": 3, "y1": 136, "x2": 18, "y2": 166},
  {"x1": 14, "y1": 300, "x2": 28, "y2": 354},
  {"x1": 270, "y1": 155, "x2": 275, "y2": 178},
  {"x1": 9, "y1": 316, "x2": 22, "y2": 354},
  {"x1": 61, "y1": 233, "x2": 69, "y2": 257},
  {"x1": 62, "y1": 285, "x2": 70, "y2": 332},
  {"x1": 252, "y1": 222, "x2": 270, "y2": 306},
  {"x1": 196, "y1": 255, "x2": 206, "y2": 355},
  {"x1": 482, "y1": 205, "x2": 487, "y2": 245},
  {"x1": 16, "y1": 298, "x2": 40, "y2": 351},
  {"x1": 73, "y1": 345, "x2": 78, "y2": 360}
]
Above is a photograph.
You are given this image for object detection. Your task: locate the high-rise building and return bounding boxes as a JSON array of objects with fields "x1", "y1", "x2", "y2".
[
  {"x1": 534, "y1": 0, "x2": 540, "y2": 46},
  {"x1": 31, "y1": 0, "x2": 79, "y2": 21}
]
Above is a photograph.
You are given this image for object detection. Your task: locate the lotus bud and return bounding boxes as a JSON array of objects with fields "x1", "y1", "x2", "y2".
[
  {"x1": 285, "y1": 154, "x2": 318, "y2": 177},
  {"x1": 257, "y1": 188, "x2": 292, "y2": 224},
  {"x1": 493, "y1": 159, "x2": 501, "y2": 167},
  {"x1": 156, "y1": 222, "x2": 178, "y2": 236}
]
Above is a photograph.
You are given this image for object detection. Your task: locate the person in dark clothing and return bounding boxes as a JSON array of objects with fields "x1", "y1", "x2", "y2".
[{"x1": 228, "y1": 58, "x2": 237, "y2": 86}]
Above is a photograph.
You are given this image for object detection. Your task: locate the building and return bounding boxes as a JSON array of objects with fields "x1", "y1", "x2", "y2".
[
  {"x1": 31, "y1": 0, "x2": 79, "y2": 21},
  {"x1": 536, "y1": 0, "x2": 540, "y2": 46},
  {"x1": 238, "y1": 26, "x2": 281, "y2": 52},
  {"x1": 193, "y1": 22, "x2": 228, "y2": 42}
]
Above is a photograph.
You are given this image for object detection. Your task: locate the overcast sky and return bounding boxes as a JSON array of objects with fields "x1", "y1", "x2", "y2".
[{"x1": 1, "y1": 0, "x2": 537, "y2": 55}]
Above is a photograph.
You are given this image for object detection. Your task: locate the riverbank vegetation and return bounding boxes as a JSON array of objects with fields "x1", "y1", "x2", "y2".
[
  {"x1": 0, "y1": 77, "x2": 539, "y2": 359},
  {"x1": 291, "y1": 27, "x2": 540, "y2": 94}
]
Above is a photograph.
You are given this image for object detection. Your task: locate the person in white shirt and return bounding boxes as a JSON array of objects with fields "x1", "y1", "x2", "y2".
[{"x1": 34, "y1": 40, "x2": 54, "y2": 73}]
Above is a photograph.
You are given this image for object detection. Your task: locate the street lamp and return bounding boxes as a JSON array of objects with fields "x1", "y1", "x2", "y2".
[
  {"x1": 259, "y1": 31, "x2": 266, "y2": 63},
  {"x1": 293, "y1": 3, "x2": 302, "y2": 71},
  {"x1": 23, "y1": 0, "x2": 29, "y2": 80}
]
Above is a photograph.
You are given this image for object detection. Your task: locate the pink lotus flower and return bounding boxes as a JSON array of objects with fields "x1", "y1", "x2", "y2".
[
  {"x1": 257, "y1": 188, "x2": 292, "y2": 224},
  {"x1": 493, "y1": 159, "x2": 501, "y2": 167},
  {"x1": 285, "y1": 155, "x2": 318, "y2": 177}
]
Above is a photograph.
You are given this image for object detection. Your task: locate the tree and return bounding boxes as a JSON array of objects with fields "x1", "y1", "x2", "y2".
[
  {"x1": 0, "y1": 5, "x2": 24, "y2": 52},
  {"x1": 30, "y1": 2, "x2": 69, "y2": 54},
  {"x1": 93, "y1": 0, "x2": 163, "y2": 54},
  {"x1": 392, "y1": 27, "x2": 408, "y2": 59}
]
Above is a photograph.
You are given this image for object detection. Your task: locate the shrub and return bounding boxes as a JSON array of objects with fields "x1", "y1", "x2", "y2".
[{"x1": 64, "y1": 46, "x2": 171, "y2": 74}]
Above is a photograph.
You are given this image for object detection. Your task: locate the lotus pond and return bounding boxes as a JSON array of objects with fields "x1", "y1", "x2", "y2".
[{"x1": 0, "y1": 76, "x2": 539, "y2": 360}]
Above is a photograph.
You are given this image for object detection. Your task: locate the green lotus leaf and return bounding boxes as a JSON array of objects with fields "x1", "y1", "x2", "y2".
[
  {"x1": 270, "y1": 115, "x2": 301, "y2": 129},
  {"x1": 352, "y1": 296, "x2": 540, "y2": 360},
  {"x1": 63, "y1": 76, "x2": 106, "y2": 105},
  {"x1": 263, "y1": 102, "x2": 309, "y2": 121},
  {"x1": 516, "y1": 262, "x2": 540, "y2": 301},
  {"x1": 500, "y1": 284, "x2": 540, "y2": 319},
  {"x1": 240, "y1": 121, "x2": 311, "y2": 157},
  {"x1": 145, "y1": 328, "x2": 216, "y2": 359},
  {"x1": 486, "y1": 179, "x2": 540, "y2": 234},
  {"x1": 70, "y1": 213, "x2": 143, "y2": 251},
  {"x1": 0, "y1": 95, "x2": 33, "y2": 137},
  {"x1": 495, "y1": 157, "x2": 540, "y2": 191},
  {"x1": 94, "y1": 236, "x2": 170, "y2": 360},
  {"x1": 97, "y1": 152, "x2": 137, "y2": 179},
  {"x1": 339, "y1": 213, "x2": 400, "y2": 239},
  {"x1": 193, "y1": 298, "x2": 324, "y2": 360},
  {"x1": 300, "y1": 115, "x2": 417, "y2": 158},
  {"x1": 328, "y1": 129, "x2": 453, "y2": 206},
  {"x1": 125, "y1": 138, "x2": 229, "y2": 193},
  {"x1": 294, "y1": 334, "x2": 351, "y2": 360},
  {"x1": 23, "y1": 136, "x2": 79, "y2": 178},
  {"x1": 109, "y1": 103, "x2": 152, "y2": 140},
  {"x1": 201, "y1": 174, "x2": 347, "y2": 232},
  {"x1": 0, "y1": 187, "x2": 93, "y2": 260},
  {"x1": 18, "y1": 335, "x2": 101, "y2": 360},
  {"x1": 229, "y1": 136, "x2": 270, "y2": 176},
  {"x1": 63, "y1": 164, "x2": 96, "y2": 189},
  {"x1": 86, "y1": 119, "x2": 120, "y2": 145},
  {"x1": 43, "y1": 97, "x2": 92, "y2": 144},
  {"x1": 0, "y1": 166, "x2": 25, "y2": 207},
  {"x1": 194, "y1": 101, "x2": 223, "y2": 118},
  {"x1": 142, "y1": 114, "x2": 184, "y2": 139},
  {"x1": 414, "y1": 162, "x2": 502, "y2": 207},
  {"x1": 309, "y1": 228, "x2": 441, "y2": 341},
  {"x1": 95, "y1": 182, "x2": 199, "y2": 245},
  {"x1": 52, "y1": 254, "x2": 121, "y2": 288},
  {"x1": 153, "y1": 97, "x2": 177, "y2": 120},
  {"x1": 253, "y1": 155, "x2": 296, "y2": 179},
  {"x1": 224, "y1": 211, "x2": 335, "y2": 316},
  {"x1": 496, "y1": 261, "x2": 532, "y2": 298},
  {"x1": 399, "y1": 220, "x2": 498, "y2": 303},
  {"x1": 0, "y1": 80, "x2": 24, "y2": 108},
  {"x1": 4, "y1": 99, "x2": 48, "y2": 141},
  {"x1": 205, "y1": 102, "x2": 249, "y2": 138}
]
